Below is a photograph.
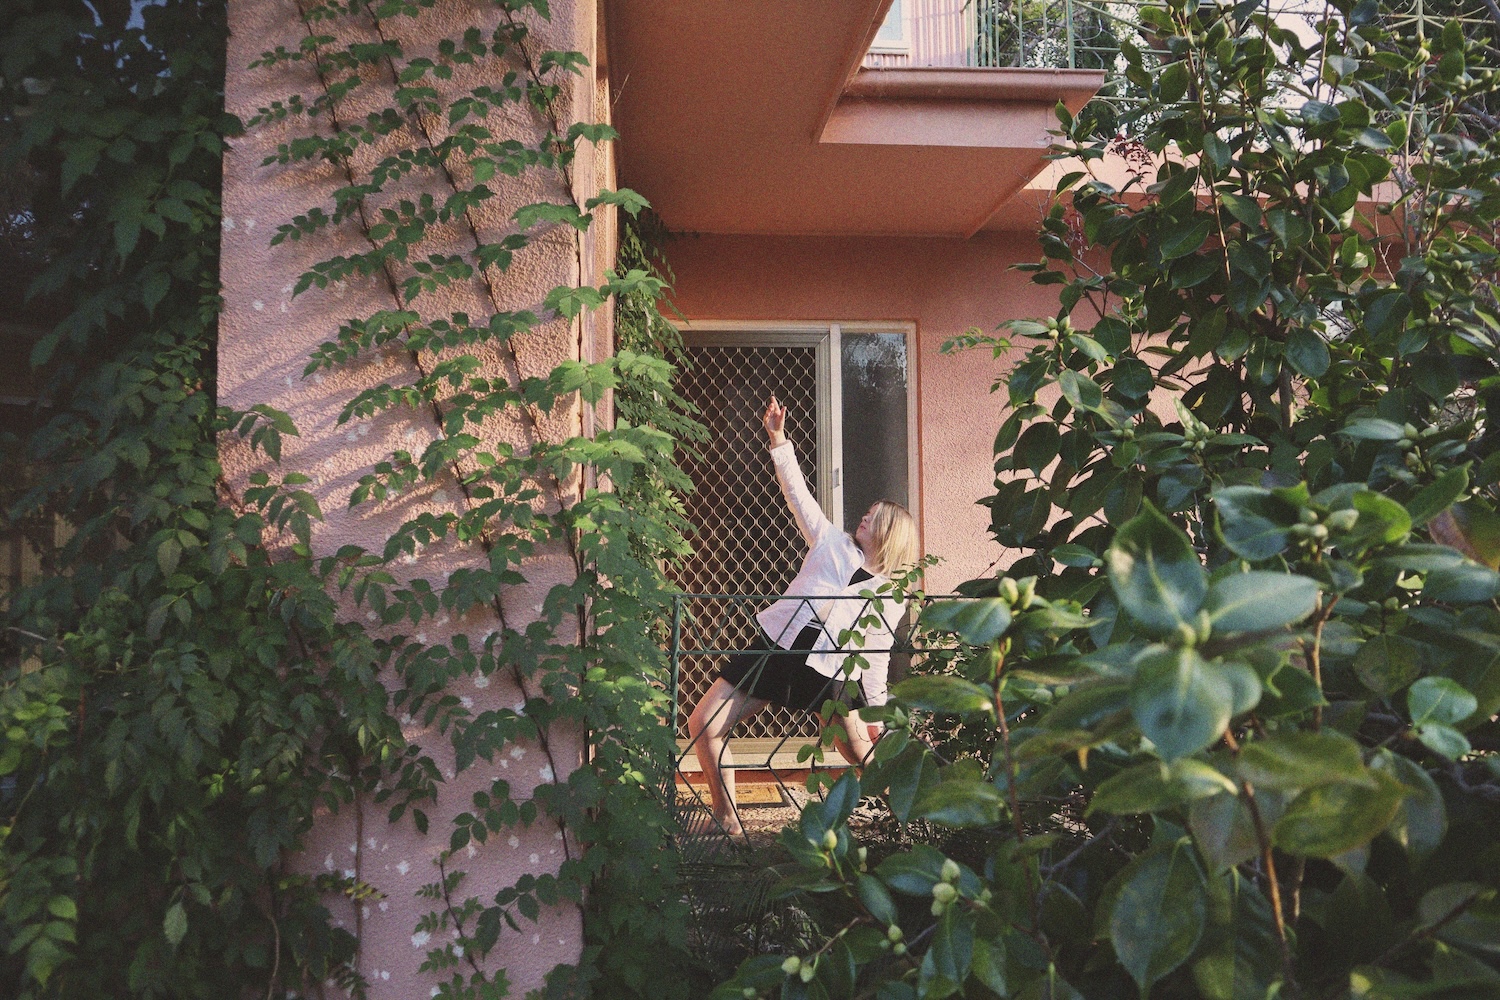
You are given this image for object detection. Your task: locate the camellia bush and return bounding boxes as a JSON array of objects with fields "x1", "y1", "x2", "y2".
[{"x1": 712, "y1": 2, "x2": 1500, "y2": 999}]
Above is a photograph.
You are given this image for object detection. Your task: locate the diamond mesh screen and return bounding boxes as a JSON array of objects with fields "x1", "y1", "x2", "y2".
[{"x1": 673, "y1": 341, "x2": 822, "y2": 739}]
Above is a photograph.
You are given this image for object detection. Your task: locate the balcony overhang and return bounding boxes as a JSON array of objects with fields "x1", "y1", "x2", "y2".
[{"x1": 603, "y1": 2, "x2": 1103, "y2": 238}]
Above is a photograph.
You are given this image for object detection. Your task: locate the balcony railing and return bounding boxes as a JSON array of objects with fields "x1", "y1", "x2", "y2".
[
  {"x1": 666, "y1": 591, "x2": 980, "y2": 847},
  {"x1": 863, "y1": 0, "x2": 1499, "y2": 73}
]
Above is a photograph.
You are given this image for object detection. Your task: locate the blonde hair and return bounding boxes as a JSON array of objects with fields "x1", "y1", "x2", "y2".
[{"x1": 865, "y1": 500, "x2": 920, "y2": 578}]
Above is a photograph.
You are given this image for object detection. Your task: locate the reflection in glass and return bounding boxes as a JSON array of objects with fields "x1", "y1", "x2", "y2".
[{"x1": 840, "y1": 332, "x2": 908, "y2": 529}]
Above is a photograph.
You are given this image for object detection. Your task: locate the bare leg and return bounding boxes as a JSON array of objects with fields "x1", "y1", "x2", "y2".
[
  {"x1": 687, "y1": 678, "x2": 767, "y2": 836},
  {"x1": 834, "y1": 708, "x2": 877, "y2": 769}
]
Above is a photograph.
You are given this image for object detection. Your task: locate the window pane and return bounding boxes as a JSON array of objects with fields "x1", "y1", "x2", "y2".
[
  {"x1": 875, "y1": 0, "x2": 905, "y2": 43},
  {"x1": 840, "y1": 332, "x2": 909, "y2": 529}
]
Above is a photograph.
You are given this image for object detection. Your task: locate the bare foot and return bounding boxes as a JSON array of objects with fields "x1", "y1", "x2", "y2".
[{"x1": 714, "y1": 813, "x2": 744, "y2": 838}]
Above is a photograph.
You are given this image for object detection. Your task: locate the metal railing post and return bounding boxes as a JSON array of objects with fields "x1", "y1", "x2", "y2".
[
  {"x1": 669, "y1": 593, "x2": 684, "y2": 733},
  {"x1": 1067, "y1": 0, "x2": 1077, "y2": 68}
]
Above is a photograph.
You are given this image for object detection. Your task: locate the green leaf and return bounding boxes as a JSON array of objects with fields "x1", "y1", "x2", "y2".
[
  {"x1": 1220, "y1": 193, "x2": 1261, "y2": 228},
  {"x1": 1340, "y1": 417, "x2": 1406, "y2": 441},
  {"x1": 1300, "y1": 100, "x2": 1343, "y2": 125},
  {"x1": 919, "y1": 908, "x2": 975, "y2": 997},
  {"x1": 856, "y1": 875, "x2": 898, "y2": 925},
  {"x1": 891, "y1": 676, "x2": 995, "y2": 716},
  {"x1": 1110, "y1": 845, "x2": 1207, "y2": 995},
  {"x1": 1415, "y1": 722, "x2": 1471, "y2": 760},
  {"x1": 1272, "y1": 772, "x2": 1406, "y2": 857},
  {"x1": 1371, "y1": 750, "x2": 1446, "y2": 858},
  {"x1": 1088, "y1": 760, "x2": 1236, "y2": 815},
  {"x1": 1407, "y1": 465, "x2": 1470, "y2": 527},
  {"x1": 1158, "y1": 61, "x2": 1191, "y2": 103},
  {"x1": 1159, "y1": 215, "x2": 1214, "y2": 260},
  {"x1": 1419, "y1": 884, "x2": 1500, "y2": 956},
  {"x1": 1285, "y1": 328, "x2": 1330, "y2": 377},
  {"x1": 1058, "y1": 369, "x2": 1104, "y2": 412},
  {"x1": 1236, "y1": 731, "x2": 1370, "y2": 791},
  {"x1": 1204, "y1": 572, "x2": 1319, "y2": 633},
  {"x1": 1214, "y1": 487, "x2": 1296, "y2": 561},
  {"x1": 163, "y1": 903, "x2": 188, "y2": 948},
  {"x1": 970, "y1": 937, "x2": 1007, "y2": 996},
  {"x1": 1014, "y1": 422, "x2": 1061, "y2": 475},
  {"x1": 46, "y1": 897, "x2": 77, "y2": 921},
  {"x1": 157, "y1": 536, "x2": 183, "y2": 577},
  {"x1": 1352, "y1": 634, "x2": 1421, "y2": 695},
  {"x1": 912, "y1": 779, "x2": 1002, "y2": 827},
  {"x1": 1424, "y1": 563, "x2": 1500, "y2": 603},
  {"x1": 1190, "y1": 792, "x2": 1270, "y2": 874},
  {"x1": 1107, "y1": 502, "x2": 1208, "y2": 636},
  {"x1": 1131, "y1": 647, "x2": 1235, "y2": 762},
  {"x1": 920, "y1": 599, "x2": 1012, "y2": 645},
  {"x1": 1409, "y1": 676, "x2": 1478, "y2": 726},
  {"x1": 512, "y1": 201, "x2": 590, "y2": 231},
  {"x1": 1345, "y1": 489, "x2": 1412, "y2": 551},
  {"x1": 1051, "y1": 543, "x2": 1101, "y2": 568}
]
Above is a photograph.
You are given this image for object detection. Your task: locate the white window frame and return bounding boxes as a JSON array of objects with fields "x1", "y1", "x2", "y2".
[{"x1": 678, "y1": 320, "x2": 921, "y2": 534}]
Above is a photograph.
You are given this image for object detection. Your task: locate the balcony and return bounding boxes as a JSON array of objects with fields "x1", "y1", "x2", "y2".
[{"x1": 862, "y1": 0, "x2": 1497, "y2": 75}]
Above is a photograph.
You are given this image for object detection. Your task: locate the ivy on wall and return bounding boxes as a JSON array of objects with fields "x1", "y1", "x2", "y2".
[{"x1": 1, "y1": 0, "x2": 700, "y2": 997}]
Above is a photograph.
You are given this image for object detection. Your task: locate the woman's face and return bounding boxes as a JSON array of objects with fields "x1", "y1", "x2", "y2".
[{"x1": 854, "y1": 503, "x2": 880, "y2": 553}]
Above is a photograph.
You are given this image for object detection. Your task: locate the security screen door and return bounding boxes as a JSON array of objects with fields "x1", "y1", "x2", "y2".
[{"x1": 672, "y1": 324, "x2": 914, "y2": 739}]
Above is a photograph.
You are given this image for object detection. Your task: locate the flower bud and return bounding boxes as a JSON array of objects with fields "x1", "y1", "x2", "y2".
[
  {"x1": 1017, "y1": 576, "x2": 1038, "y2": 609},
  {"x1": 932, "y1": 881, "x2": 958, "y2": 904},
  {"x1": 1300, "y1": 508, "x2": 1319, "y2": 525},
  {"x1": 931, "y1": 898, "x2": 947, "y2": 916},
  {"x1": 799, "y1": 962, "x2": 816, "y2": 983},
  {"x1": 743, "y1": 990, "x2": 757, "y2": 999},
  {"x1": 940, "y1": 858, "x2": 961, "y2": 883},
  {"x1": 821, "y1": 829, "x2": 838, "y2": 852},
  {"x1": 1326, "y1": 509, "x2": 1358, "y2": 532},
  {"x1": 1309, "y1": 524, "x2": 1329, "y2": 542},
  {"x1": 893, "y1": 942, "x2": 907, "y2": 956},
  {"x1": 781, "y1": 956, "x2": 801, "y2": 976},
  {"x1": 887, "y1": 924, "x2": 904, "y2": 943},
  {"x1": 1000, "y1": 577, "x2": 1020, "y2": 604}
]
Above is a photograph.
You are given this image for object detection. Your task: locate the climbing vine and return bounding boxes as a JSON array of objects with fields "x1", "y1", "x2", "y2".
[{"x1": 1, "y1": 0, "x2": 699, "y2": 997}]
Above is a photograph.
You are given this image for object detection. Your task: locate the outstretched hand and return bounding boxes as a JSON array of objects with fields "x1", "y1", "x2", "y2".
[{"x1": 763, "y1": 395, "x2": 787, "y2": 448}]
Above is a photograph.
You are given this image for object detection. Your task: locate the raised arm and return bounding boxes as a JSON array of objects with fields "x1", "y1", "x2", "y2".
[{"x1": 763, "y1": 395, "x2": 833, "y2": 548}]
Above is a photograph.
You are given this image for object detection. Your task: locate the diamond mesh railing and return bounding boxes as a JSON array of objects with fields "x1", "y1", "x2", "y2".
[
  {"x1": 666, "y1": 591, "x2": 972, "y2": 850},
  {"x1": 672, "y1": 341, "x2": 823, "y2": 740}
]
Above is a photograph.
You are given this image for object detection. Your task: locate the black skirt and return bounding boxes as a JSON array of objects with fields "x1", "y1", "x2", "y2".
[{"x1": 718, "y1": 625, "x2": 867, "y2": 712}]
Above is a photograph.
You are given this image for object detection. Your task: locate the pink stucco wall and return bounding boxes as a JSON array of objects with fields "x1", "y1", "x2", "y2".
[
  {"x1": 220, "y1": 0, "x2": 603, "y2": 994},
  {"x1": 663, "y1": 232, "x2": 1059, "y2": 593}
]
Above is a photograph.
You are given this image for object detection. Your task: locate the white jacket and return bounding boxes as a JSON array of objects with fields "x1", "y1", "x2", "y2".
[{"x1": 755, "y1": 441, "x2": 903, "y2": 707}]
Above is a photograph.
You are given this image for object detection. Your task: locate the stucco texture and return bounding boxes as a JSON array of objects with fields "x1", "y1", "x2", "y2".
[
  {"x1": 221, "y1": 0, "x2": 600, "y2": 994},
  {"x1": 662, "y1": 232, "x2": 1065, "y2": 593}
]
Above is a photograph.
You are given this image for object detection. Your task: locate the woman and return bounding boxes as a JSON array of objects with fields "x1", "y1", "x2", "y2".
[{"x1": 686, "y1": 394, "x2": 920, "y2": 837}]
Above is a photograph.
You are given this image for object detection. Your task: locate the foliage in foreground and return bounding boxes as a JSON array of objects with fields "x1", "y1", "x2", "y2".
[{"x1": 714, "y1": 3, "x2": 1500, "y2": 999}]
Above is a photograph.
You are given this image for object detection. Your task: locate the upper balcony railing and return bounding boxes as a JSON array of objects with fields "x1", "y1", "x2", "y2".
[{"x1": 862, "y1": 0, "x2": 1498, "y2": 73}]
